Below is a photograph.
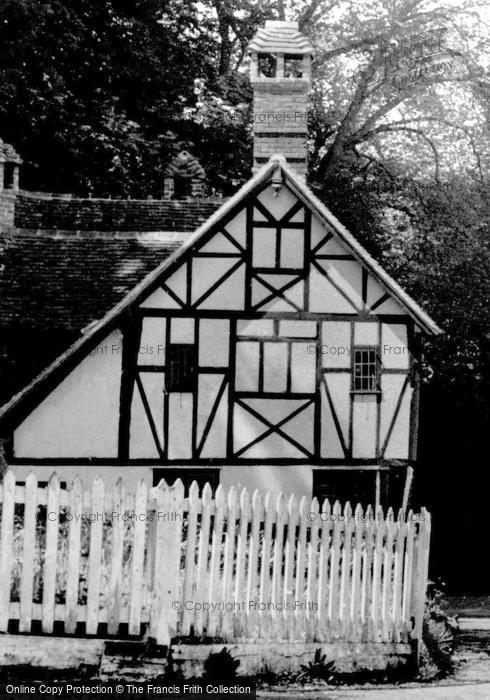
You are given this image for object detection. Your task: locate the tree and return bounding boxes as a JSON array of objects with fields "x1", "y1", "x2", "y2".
[{"x1": 0, "y1": 0, "x2": 217, "y2": 195}]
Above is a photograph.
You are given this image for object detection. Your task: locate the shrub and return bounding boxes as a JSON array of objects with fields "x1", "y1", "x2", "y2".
[
  {"x1": 203, "y1": 648, "x2": 240, "y2": 682},
  {"x1": 421, "y1": 580, "x2": 458, "y2": 677},
  {"x1": 298, "y1": 649, "x2": 336, "y2": 683}
]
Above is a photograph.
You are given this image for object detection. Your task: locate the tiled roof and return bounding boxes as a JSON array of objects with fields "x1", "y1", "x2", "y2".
[
  {"x1": 14, "y1": 194, "x2": 221, "y2": 232},
  {"x1": 248, "y1": 20, "x2": 314, "y2": 54},
  {"x1": 0, "y1": 229, "x2": 184, "y2": 330}
]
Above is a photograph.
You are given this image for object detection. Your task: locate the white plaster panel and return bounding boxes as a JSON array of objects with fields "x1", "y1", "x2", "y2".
[
  {"x1": 374, "y1": 296, "x2": 405, "y2": 315},
  {"x1": 291, "y1": 343, "x2": 316, "y2": 394},
  {"x1": 199, "y1": 319, "x2": 230, "y2": 366},
  {"x1": 314, "y1": 234, "x2": 347, "y2": 257},
  {"x1": 235, "y1": 342, "x2": 260, "y2": 391},
  {"x1": 280, "y1": 229, "x2": 304, "y2": 268},
  {"x1": 237, "y1": 319, "x2": 274, "y2": 337},
  {"x1": 139, "y1": 317, "x2": 166, "y2": 365},
  {"x1": 309, "y1": 266, "x2": 357, "y2": 313},
  {"x1": 321, "y1": 322, "x2": 351, "y2": 368},
  {"x1": 170, "y1": 317, "x2": 195, "y2": 344},
  {"x1": 352, "y1": 395, "x2": 377, "y2": 458},
  {"x1": 140, "y1": 287, "x2": 180, "y2": 309},
  {"x1": 263, "y1": 342, "x2": 288, "y2": 392},
  {"x1": 253, "y1": 228, "x2": 275, "y2": 267},
  {"x1": 381, "y1": 324, "x2": 410, "y2": 369},
  {"x1": 318, "y1": 260, "x2": 363, "y2": 311},
  {"x1": 354, "y1": 322, "x2": 379, "y2": 346},
  {"x1": 168, "y1": 393, "x2": 193, "y2": 459},
  {"x1": 14, "y1": 330, "x2": 122, "y2": 458},
  {"x1": 279, "y1": 320, "x2": 316, "y2": 337},
  {"x1": 289, "y1": 207, "x2": 304, "y2": 223}
]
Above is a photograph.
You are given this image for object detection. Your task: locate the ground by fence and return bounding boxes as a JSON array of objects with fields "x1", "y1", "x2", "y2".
[{"x1": 0, "y1": 471, "x2": 431, "y2": 647}]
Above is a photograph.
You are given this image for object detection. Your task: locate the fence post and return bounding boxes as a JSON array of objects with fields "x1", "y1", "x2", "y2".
[
  {"x1": 150, "y1": 479, "x2": 184, "y2": 647},
  {"x1": 0, "y1": 470, "x2": 15, "y2": 632},
  {"x1": 411, "y1": 508, "x2": 431, "y2": 658}
]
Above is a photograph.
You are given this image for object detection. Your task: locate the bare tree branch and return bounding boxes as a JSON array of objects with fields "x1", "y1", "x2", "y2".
[
  {"x1": 378, "y1": 116, "x2": 485, "y2": 179},
  {"x1": 318, "y1": 58, "x2": 378, "y2": 179},
  {"x1": 356, "y1": 125, "x2": 442, "y2": 180}
]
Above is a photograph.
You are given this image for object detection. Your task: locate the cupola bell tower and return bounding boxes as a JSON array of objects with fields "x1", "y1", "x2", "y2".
[{"x1": 248, "y1": 20, "x2": 314, "y2": 179}]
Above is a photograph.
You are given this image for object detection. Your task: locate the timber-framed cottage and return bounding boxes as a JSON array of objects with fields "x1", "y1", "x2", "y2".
[{"x1": 0, "y1": 21, "x2": 441, "y2": 507}]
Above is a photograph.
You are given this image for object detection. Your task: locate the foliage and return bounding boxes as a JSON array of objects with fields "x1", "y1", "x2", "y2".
[
  {"x1": 421, "y1": 580, "x2": 458, "y2": 676},
  {"x1": 203, "y1": 647, "x2": 240, "y2": 681},
  {"x1": 298, "y1": 648, "x2": 336, "y2": 682},
  {"x1": 0, "y1": 1, "x2": 487, "y2": 195},
  {"x1": 0, "y1": 0, "x2": 217, "y2": 195}
]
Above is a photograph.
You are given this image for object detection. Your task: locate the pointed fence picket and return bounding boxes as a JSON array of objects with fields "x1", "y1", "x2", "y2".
[{"x1": 0, "y1": 470, "x2": 431, "y2": 649}]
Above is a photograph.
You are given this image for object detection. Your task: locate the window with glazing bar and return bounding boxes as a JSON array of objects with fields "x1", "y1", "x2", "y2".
[{"x1": 353, "y1": 346, "x2": 380, "y2": 392}]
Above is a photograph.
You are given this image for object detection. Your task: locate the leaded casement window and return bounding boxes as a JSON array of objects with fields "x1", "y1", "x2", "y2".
[
  {"x1": 352, "y1": 346, "x2": 381, "y2": 393},
  {"x1": 167, "y1": 344, "x2": 196, "y2": 392}
]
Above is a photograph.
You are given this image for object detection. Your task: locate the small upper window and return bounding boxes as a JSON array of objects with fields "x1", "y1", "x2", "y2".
[
  {"x1": 167, "y1": 344, "x2": 196, "y2": 392},
  {"x1": 173, "y1": 175, "x2": 192, "y2": 200},
  {"x1": 258, "y1": 53, "x2": 277, "y2": 77},
  {"x1": 353, "y1": 347, "x2": 380, "y2": 392},
  {"x1": 284, "y1": 54, "x2": 303, "y2": 78},
  {"x1": 3, "y1": 163, "x2": 15, "y2": 189}
]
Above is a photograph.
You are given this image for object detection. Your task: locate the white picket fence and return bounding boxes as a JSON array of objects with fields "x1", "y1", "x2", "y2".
[{"x1": 0, "y1": 471, "x2": 431, "y2": 646}]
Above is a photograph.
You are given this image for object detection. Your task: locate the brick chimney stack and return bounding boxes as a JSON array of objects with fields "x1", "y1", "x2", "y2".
[{"x1": 248, "y1": 20, "x2": 314, "y2": 179}]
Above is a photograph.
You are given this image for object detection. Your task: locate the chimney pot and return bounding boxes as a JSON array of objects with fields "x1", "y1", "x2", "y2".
[{"x1": 247, "y1": 20, "x2": 314, "y2": 179}]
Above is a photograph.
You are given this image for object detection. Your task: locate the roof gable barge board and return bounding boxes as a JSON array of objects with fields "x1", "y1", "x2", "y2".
[
  {"x1": 0, "y1": 156, "x2": 441, "y2": 431},
  {"x1": 280, "y1": 163, "x2": 441, "y2": 337}
]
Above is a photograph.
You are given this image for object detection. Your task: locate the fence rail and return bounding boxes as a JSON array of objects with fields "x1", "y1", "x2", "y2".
[{"x1": 0, "y1": 471, "x2": 431, "y2": 646}]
